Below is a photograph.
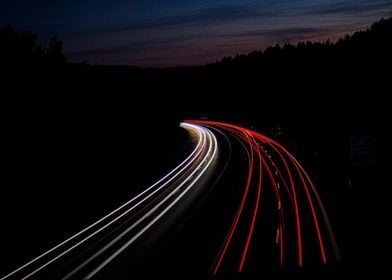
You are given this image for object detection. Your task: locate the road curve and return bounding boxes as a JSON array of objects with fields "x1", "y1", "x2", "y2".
[
  {"x1": 0, "y1": 122, "x2": 218, "y2": 280},
  {"x1": 1, "y1": 120, "x2": 341, "y2": 279},
  {"x1": 185, "y1": 120, "x2": 341, "y2": 275}
]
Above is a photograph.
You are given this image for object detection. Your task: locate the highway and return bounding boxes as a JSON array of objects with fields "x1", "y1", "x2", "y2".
[
  {"x1": 1, "y1": 120, "x2": 341, "y2": 280},
  {"x1": 188, "y1": 120, "x2": 341, "y2": 276},
  {"x1": 0, "y1": 123, "x2": 218, "y2": 280}
]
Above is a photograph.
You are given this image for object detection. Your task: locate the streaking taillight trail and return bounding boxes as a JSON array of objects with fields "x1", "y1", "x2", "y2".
[{"x1": 185, "y1": 120, "x2": 341, "y2": 274}]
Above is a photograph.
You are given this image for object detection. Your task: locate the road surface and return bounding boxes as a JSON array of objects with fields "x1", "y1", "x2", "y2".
[{"x1": 1, "y1": 120, "x2": 341, "y2": 280}]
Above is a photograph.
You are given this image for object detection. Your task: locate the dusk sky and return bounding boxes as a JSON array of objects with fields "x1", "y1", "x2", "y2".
[{"x1": 1, "y1": 0, "x2": 391, "y2": 67}]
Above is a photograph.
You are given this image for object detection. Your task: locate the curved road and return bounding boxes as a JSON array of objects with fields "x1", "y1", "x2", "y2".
[
  {"x1": 1, "y1": 120, "x2": 340, "y2": 279},
  {"x1": 189, "y1": 120, "x2": 341, "y2": 276},
  {"x1": 1, "y1": 123, "x2": 218, "y2": 280}
]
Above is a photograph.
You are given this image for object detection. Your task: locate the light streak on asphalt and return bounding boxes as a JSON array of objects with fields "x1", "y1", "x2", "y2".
[
  {"x1": 239, "y1": 135, "x2": 263, "y2": 272},
  {"x1": 1, "y1": 120, "x2": 340, "y2": 279},
  {"x1": 1, "y1": 122, "x2": 218, "y2": 280},
  {"x1": 186, "y1": 120, "x2": 340, "y2": 274},
  {"x1": 276, "y1": 228, "x2": 280, "y2": 244},
  {"x1": 82, "y1": 124, "x2": 218, "y2": 279}
]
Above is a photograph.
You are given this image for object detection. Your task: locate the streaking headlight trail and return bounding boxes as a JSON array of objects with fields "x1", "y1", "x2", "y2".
[{"x1": 1, "y1": 123, "x2": 218, "y2": 280}]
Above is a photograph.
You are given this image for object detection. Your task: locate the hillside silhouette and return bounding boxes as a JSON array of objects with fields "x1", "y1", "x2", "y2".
[
  {"x1": 2, "y1": 17, "x2": 391, "y2": 97},
  {"x1": 2, "y1": 17, "x2": 390, "y2": 139},
  {"x1": 213, "y1": 17, "x2": 392, "y2": 69}
]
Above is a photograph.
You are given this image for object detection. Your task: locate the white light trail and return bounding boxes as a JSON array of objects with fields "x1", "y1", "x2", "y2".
[{"x1": 1, "y1": 122, "x2": 216, "y2": 280}]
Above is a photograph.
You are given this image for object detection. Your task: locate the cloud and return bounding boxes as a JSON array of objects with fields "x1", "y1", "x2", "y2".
[
  {"x1": 220, "y1": 27, "x2": 328, "y2": 39},
  {"x1": 106, "y1": 3, "x2": 268, "y2": 32},
  {"x1": 309, "y1": 0, "x2": 392, "y2": 16},
  {"x1": 67, "y1": 25, "x2": 330, "y2": 61},
  {"x1": 67, "y1": 37, "x2": 190, "y2": 57}
]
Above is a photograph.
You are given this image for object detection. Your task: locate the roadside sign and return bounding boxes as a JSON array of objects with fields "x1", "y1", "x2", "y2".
[{"x1": 351, "y1": 136, "x2": 383, "y2": 166}]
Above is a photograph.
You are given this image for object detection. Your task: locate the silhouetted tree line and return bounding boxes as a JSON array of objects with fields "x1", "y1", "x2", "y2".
[
  {"x1": 2, "y1": 18, "x2": 391, "y2": 125},
  {"x1": 0, "y1": 25, "x2": 66, "y2": 69},
  {"x1": 208, "y1": 17, "x2": 392, "y2": 78},
  {"x1": 219, "y1": 17, "x2": 392, "y2": 64},
  {"x1": 3, "y1": 17, "x2": 391, "y2": 84}
]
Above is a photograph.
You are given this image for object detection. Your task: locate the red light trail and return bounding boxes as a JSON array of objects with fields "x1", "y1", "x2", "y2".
[{"x1": 185, "y1": 120, "x2": 340, "y2": 274}]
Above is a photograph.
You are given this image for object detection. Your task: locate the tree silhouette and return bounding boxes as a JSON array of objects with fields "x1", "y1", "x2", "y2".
[
  {"x1": 0, "y1": 25, "x2": 66, "y2": 69},
  {"x1": 46, "y1": 36, "x2": 66, "y2": 65}
]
